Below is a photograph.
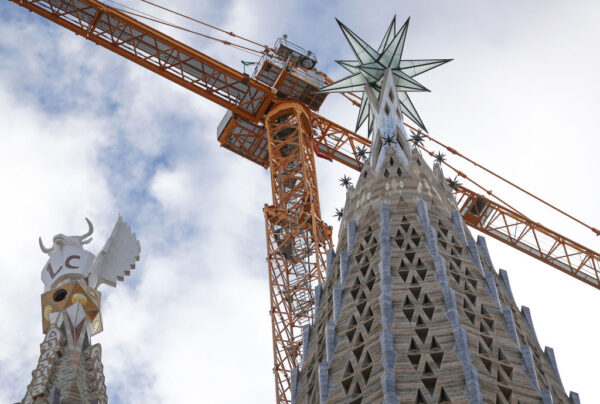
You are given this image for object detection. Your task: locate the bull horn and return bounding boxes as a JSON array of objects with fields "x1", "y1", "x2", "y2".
[
  {"x1": 39, "y1": 237, "x2": 53, "y2": 254},
  {"x1": 80, "y1": 217, "x2": 94, "y2": 241}
]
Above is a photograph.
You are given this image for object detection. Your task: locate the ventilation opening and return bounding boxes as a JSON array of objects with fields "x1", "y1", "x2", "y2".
[
  {"x1": 431, "y1": 351, "x2": 444, "y2": 367},
  {"x1": 408, "y1": 353, "x2": 420, "y2": 369},
  {"x1": 422, "y1": 377, "x2": 437, "y2": 396},
  {"x1": 341, "y1": 376, "x2": 352, "y2": 393},
  {"x1": 52, "y1": 289, "x2": 67, "y2": 302},
  {"x1": 361, "y1": 365, "x2": 372, "y2": 382},
  {"x1": 439, "y1": 387, "x2": 451, "y2": 403},
  {"x1": 416, "y1": 327, "x2": 429, "y2": 343}
]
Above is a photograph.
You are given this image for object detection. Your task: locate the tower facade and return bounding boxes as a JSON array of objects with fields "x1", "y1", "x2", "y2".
[
  {"x1": 292, "y1": 70, "x2": 580, "y2": 403},
  {"x1": 20, "y1": 217, "x2": 140, "y2": 404}
]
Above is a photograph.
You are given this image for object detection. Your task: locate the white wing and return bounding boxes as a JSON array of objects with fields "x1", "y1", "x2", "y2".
[{"x1": 89, "y1": 215, "x2": 141, "y2": 288}]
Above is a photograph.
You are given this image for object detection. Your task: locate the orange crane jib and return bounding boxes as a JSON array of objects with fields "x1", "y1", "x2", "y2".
[{"x1": 8, "y1": 0, "x2": 600, "y2": 403}]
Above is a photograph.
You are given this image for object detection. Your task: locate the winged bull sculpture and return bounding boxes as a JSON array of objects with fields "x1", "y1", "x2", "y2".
[
  {"x1": 39, "y1": 216, "x2": 141, "y2": 291},
  {"x1": 19, "y1": 216, "x2": 141, "y2": 402}
]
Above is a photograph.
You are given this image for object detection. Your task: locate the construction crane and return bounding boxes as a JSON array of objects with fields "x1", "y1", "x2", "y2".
[{"x1": 6, "y1": 1, "x2": 600, "y2": 403}]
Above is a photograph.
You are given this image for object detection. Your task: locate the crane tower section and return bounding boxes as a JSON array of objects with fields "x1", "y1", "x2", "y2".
[{"x1": 217, "y1": 36, "x2": 326, "y2": 167}]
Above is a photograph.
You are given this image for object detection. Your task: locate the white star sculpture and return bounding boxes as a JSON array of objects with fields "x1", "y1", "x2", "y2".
[{"x1": 319, "y1": 17, "x2": 450, "y2": 134}]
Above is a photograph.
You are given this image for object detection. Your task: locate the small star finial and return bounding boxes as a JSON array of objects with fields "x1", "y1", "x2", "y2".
[
  {"x1": 356, "y1": 145, "x2": 370, "y2": 162},
  {"x1": 409, "y1": 129, "x2": 426, "y2": 149},
  {"x1": 334, "y1": 208, "x2": 344, "y2": 221},
  {"x1": 447, "y1": 176, "x2": 461, "y2": 191},
  {"x1": 383, "y1": 135, "x2": 396, "y2": 146},
  {"x1": 339, "y1": 175, "x2": 353, "y2": 189},
  {"x1": 433, "y1": 151, "x2": 446, "y2": 165}
]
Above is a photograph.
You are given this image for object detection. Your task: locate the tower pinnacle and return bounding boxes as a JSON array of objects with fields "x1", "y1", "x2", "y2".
[
  {"x1": 20, "y1": 216, "x2": 141, "y2": 404},
  {"x1": 318, "y1": 17, "x2": 451, "y2": 133},
  {"x1": 293, "y1": 18, "x2": 576, "y2": 404}
]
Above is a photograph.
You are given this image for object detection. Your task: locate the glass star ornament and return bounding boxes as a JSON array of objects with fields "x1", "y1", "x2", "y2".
[{"x1": 318, "y1": 17, "x2": 450, "y2": 134}]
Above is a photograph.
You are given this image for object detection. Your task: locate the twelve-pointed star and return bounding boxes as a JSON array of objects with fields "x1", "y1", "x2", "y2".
[
  {"x1": 447, "y1": 176, "x2": 461, "y2": 191},
  {"x1": 339, "y1": 175, "x2": 353, "y2": 188},
  {"x1": 318, "y1": 17, "x2": 450, "y2": 134},
  {"x1": 356, "y1": 145, "x2": 369, "y2": 161},
  {"x1": 433, "y1": 151, "x2": 446, "y2": 165}
]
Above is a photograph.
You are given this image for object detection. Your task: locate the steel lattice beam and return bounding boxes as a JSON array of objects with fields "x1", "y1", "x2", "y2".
[
  {"x1": 453, "y1": 185, "x2": 600, "y2": 288},
  {"x1": 8, "y1": 1, "x2": 600, "y2": 403},
  {"x1": 264, "y1": 103, "x2": 332, "y2": 404},
  {"x1": 10, "y1": 0, "x2": 274, "y2": 122}
]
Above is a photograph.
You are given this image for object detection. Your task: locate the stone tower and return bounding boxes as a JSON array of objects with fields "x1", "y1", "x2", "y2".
[
  {"x1": 292, "y1": 68, "x2": 580, "y2": 403},
  {"x1": 20, "y1": 216, "x2": 140, "y2": 404}
]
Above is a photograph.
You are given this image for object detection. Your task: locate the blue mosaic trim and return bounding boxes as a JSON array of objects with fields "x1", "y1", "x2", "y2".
[
  {"x1": 318, "y1": 362, "x2": 329, "y2": 404},
  {"x1": 326, "y1": 321, "x2": 336, "y2": 363},
  {"x1": 332, "y1": 284, "x2": 343, "y2": 322},
  {"x1": 544, "y1": 347, "x2": 564, "y2": 389},
  {"x1": 378, "y1": 203, "x2": 398, "y2": 404},
  {"x1": 521, "y1": 306, "x2": 539, "y2": 344},
  {"x1": 476, "y1": 236, "x2": 494, "y2": 270},
  {"x1": 302, "y1": 324, "x2": 312, "y2": 365},
  {"x1": 314, "y1": 284, "x2": 323, "y2": 315},
  {"x1": 326, "y1": 249, "x2": 336, "y2": 280},
  {"x1": 502, "y1": 307, "x2": 519, "y2": 345},
  {"x1": 467, "y1": 240, "x2": 484, "y2": 275},
  {"x1": 391, "y1": 138, "x2": 409, "y2": 166},
  {"x1": 340, "y1": 251, "x2": 350, "y2": 284},
  {"x1": 375, "y1": 143, "x2": 389, "y2": 172},
  {"x1": 348, "y1": 220, "x2": 357, "y2": 250},
  {"x1": 290, "y1": 368, "x2": 300, "y2": 404},
  {"x1": 450, "y1": 210, "x2": 468, "y2": 244},
  {"x1": 540, "y1": 389, "x2": 553, "y2": 404},
  {"x1": 498, "y1": 269, "x2": 516, "y2": 304},
  {"x1": 418, "y1": 200, "x2": 482, "y2": 404},
  {"x1": 484, "y1": 272, "x2": 501, "y2": 308},
  {"x1": 520, "y1": 345, "x2": 541, "y2": 391},
  {"x1": 569, "y1": 391, "x2": 581, "y2": 404}
]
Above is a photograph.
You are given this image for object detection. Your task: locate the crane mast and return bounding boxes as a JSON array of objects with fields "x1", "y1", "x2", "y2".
[{"x1": 8, "y1": 0, "x2": 600, "y2": 403}]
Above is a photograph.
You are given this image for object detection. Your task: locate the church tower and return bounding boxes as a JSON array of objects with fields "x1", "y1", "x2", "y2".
[
  {"x1": 20, "y1": 217, "x2": 140, "y2": 404},
  {"x1": 292, "y1": 19, "x2": 580, "y2": 404}
]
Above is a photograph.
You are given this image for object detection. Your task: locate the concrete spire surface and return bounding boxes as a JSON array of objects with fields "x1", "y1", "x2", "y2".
[{"x1": 292, "y1": 28, "x2": 577, "y2": 402}]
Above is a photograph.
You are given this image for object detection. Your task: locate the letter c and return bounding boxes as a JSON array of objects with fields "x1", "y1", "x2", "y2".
[{"x1": 65, "y1": 255, "x2": 80, "y2": 270}]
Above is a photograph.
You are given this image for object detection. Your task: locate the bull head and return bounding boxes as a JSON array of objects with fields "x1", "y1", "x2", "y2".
[{"x1": 39, "y1": 218, "x2": 94, "y2": 254}]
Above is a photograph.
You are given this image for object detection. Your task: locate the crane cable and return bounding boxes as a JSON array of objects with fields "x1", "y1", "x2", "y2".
[
  {"x1": 405, "y1": 124, "x2": 600, "y2": 236},
  {"x1": 137, "y1": 0, "x2": 364, "y2": 106},
  {"x1": 140, "y1": 0, "x2": 275, "y2": 54},
  {"x1": 117, "y1": 10, "x2": 265, "y2": 55},
  {"x1": 417, "y1": 145, "x2": 525, "y2": 217},
  {"x1": 100, "y1": 1, "x2": 596, "y2": 234},
  {"x1": 108, "y1": 2, "x2": 365, "y2": 112}
]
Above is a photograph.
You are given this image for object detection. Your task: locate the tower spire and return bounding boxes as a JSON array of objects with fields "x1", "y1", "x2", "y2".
[
  {"x1": 20, "y1": 216, "x2": 141, "y2": 404},
  {"x1": 293, "y1": 18, "x2": 577, "y2": 404},
  {"x1": 319, "y1": 17, "x2": 451, "y2": 133}
]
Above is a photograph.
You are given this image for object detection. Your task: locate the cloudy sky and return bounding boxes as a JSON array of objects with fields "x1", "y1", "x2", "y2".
[{"x1": 1, "y1": 0, "x2": 599, "y2": 402}]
